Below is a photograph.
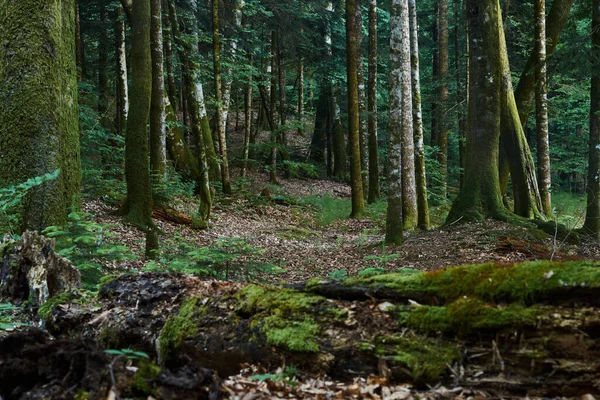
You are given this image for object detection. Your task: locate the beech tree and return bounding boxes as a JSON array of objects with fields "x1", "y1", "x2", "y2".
[
  {"x1": 150, "y1": 0, "x2": 167, "y2": 181},
  {"x1": 584, "y1": 0, "x2": 600, "y2": 238},
  {"x1": 0, "y1": 0, "x2": 81, "y2": 232},
  {"x1": 367, "y1": 0, "x2": 380, "y2": 203}
]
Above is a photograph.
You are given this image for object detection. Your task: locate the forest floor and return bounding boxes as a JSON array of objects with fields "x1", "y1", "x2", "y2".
[{"x1": 84, "y1": 169, "x2": 600, "y2": 285}]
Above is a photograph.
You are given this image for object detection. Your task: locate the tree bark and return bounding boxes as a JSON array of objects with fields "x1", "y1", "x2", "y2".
[
  {"x1": 150, "y1": 0, "x2": 167, "y2": 181},
  {"x1": 446, "y1": 0, "x2": 507, "y2": 223},
  {"x1": 409, "y1": 0, "x2": 429, "y2": 230},
  {"x1": 356, "y1": 0, "x2": 369, "y2": 196},
  {"x1": 98, "y1": 4, "x2": 110, "y2": 126},
  {"x1": 367, "y1": 0, "x2": 380, "y2": 203},
  {"x1": 399, "y1": 0, "x2": 417, "y2": 230},
  {"x1": 0, "y1": 0, "x2": 81, "y2": 233},
  {"x1": 386, "y1": 0, "x2": 404, "y2": 244},
  {"x1": 75, "y1": 1, "x2": 85, "y2": 79},
  {"x1": 123, "y1": 0, "x2": 158, "y2": 256},
  {"x1": 331, "y1": 89, "x2": 347, "y2": 180},
  {"x1": 115, "y1": 6, "x2": 129, "y2": 137},
  {"x1": 534, "y1": 0, "x2": 552, "y2": 215},
  {"x1": 241, "y1": 56, "x2": 253, "y2": 178},
  {"x1": 455, "y1": 0, "x2": 467, "y2": 189},
  {"x1": 309, "y1": 83, "x2": 330, "y2": 163},
  {"x1": 162, "y1": 0, "x2": 178, "y2": 115},
  {"x1": 435, "y1": 0, "x2": 449, "y2": 200},
  {"x1": 297, "y1": 59, "x2": 305, "y2": 137},
  {"x1": 583, "y1": 0, "x2": 600, "y2": 238},
  {"x1": 347, "y1": 0, "x2": 366, "y2": 217},
  {"x1": 213, "y1": 0, "x2": 232, "y2": 194}
]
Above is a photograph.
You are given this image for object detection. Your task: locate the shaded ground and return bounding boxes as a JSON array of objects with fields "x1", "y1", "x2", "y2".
[{"x1": 83, "y1": 171, "x2": 600, "y2": 284}]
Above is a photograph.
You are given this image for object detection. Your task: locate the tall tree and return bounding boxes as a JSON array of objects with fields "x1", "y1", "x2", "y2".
[
  {"x1": 386, "y1": 0, "x2": 404, "y2": 243},
  {"x1": 75, "y1": 1, "x2": 85, "y2": 79},
  {"x1": 347, "y1": 0, "x2": 366, "y2": 216},
  {"x1": 121, "y1": 0, "x2": 158, "y2": 256},
  {"x1": 356, "y1": 0, "x2": 369, "y2": 196},
  {"x1": 150, "y1": 0, "x2": 167, "y2": 181},
  {"x1": 297, "y1": 57, "x2": 305, "y2": 137},
  {"x1": 367, "y1": 0, "x2": 380, "y2": 203},
  {"x1": 115, "y1": 6, "x2": 129, "y2": 137},
  {"x1": 0, "y1": 0, "x2": 81, "y2": 232},
  {"x1": 400, "y1": 0, "x2": 417, "y2": 230},
  {"x1": 213, "y1": 0, "x2": 232, "y2": 194},
  {"x1": 98, "y1": 4, "x2": 110, "y2": 124},
  {"x1": 435, "y1": 0, "x2": 449, "y2": 199},
  {"x1": 584, "y1": 0, "x2": 600, "y2": 238},
  {"x1": 535, "y1": 0, "x2": 552, "y2": 215},
  {"x1": 409, "y1": 0, "x2": 429, "y2": 230},
  {"x1": 446, "y1": 0, "x2": 506, "y2": 223}
]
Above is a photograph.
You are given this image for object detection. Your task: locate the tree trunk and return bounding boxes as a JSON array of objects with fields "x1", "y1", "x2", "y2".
[
  {"x1": 123, "y1": 0, "x2": 158, "y2": 257},
  {"x1": 297, "y1": 59, "x2": 305, "y2": 137},
  {"x1": 435, "y1": 0, "x2": 449, "y2": 199},
  {"x1": 583, "y1": 0, "x2": 600, "y2": 238},
  {"x1": 331, "y1": 89, "x2": 347, "y2": 180},
  {"x1": 309, "y1": 83, "x2": 329, "y2": 163},
  {"x1": 399, "y1": 0, "x2": 417, "y2": 230},
  {"x1": 166, "y1": 0, "x2": 212, "y2": 220},
  {"x1": 367, "y1": 0, "x2": 380, "y2": 203},
  {"x1": 150, "y1": 0, "x2": 167, "y2": 182},
  {"x1": 98, "y1": 4, "x2": 110, "y2": 126},
  {"x1": 269, "y1": 31, "x2": 278, "y2": 184},
  {"x1": 241, "y1": 56, "x2": 253, "y2": 178},
  {"x1": 115, "y1": 6, "x2": 129, "y2": 137},
  {"x1": 346, "y1": 0, "x2": 366, "y2": 217},
  {"x1": 386, "y1": 0, "x2": 404, "y2": 244},
  {"x1": 409, "y1": 0, "x2": 429, "y2": 230},
  {"x1": 534, "y1": 0, "x2": 552, "y2": 215},
  {"x1": 446, "y1": 0, "x2": 507, "y2": 223},
  {"x1": 162, "y1": 0, "x2": 178, "y2": 115},
  {"x1": 75, "y1": 1, "x2": 85, "y2": 79},
  {"x1": 213, "y1": 0, "x2": 232, "y2": 194},
  {"x1": 356, "y1": 0, "x2": 369, "y2": 196},
  {"x1": 455, "y1": 0, "x2": 467, "y2": 189},
  {"x1": 0, "y1": 0, "x2": 81, "y2": 233}
]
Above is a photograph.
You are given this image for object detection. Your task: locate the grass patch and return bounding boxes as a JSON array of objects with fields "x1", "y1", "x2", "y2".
[
  {"x1": 552, "y1": 192, "x2": 586, "y2": 229},
  {"x1": 298, "y1": 195, "x2": 387, "y2": 227}
]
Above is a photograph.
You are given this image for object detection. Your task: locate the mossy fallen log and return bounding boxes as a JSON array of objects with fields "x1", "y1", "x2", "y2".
[{"x1": 30, "y1": 260, "x2": 600, "y2": 397}]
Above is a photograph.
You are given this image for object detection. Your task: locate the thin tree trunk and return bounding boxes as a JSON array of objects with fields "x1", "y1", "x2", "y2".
[
  {"x1": 123, "y1": 0, "x2": 157, "y2": 256},
  {"x1": 387, "y1": 0, "x2": 404, "y2": 243},
  {"x1": 150, "y1": 0, "x2": 167, "y2": 181},
  {"x1": 98, "y1": 4, "x2": 110, "y2": 125},
  {"x1": 162, "y1": 0, "x2": 178, "y2": 114},
  {"x1": 399, "y1": 0, "x2": 417, "y2": 230},
  {"x1": 213, "y1": 0, "x2": 232, "y2": 194},
  {"x1": 270, "y1": 31, "x2": 278, "y2": 184},
  {"x1": 75, "y1": 1, "x2": 85, "y2": 79},
  {"x1": 298, "y1": 59, "x2": 305, "y2": 137},
  {"x1": 241, "y1": 55, "x2": 253, "y2": 178},
  {"x1": 367, "y1": 0, "x2": 380, "y2": 203},
  {"x1": 409, "y1": 0, "x2": 429, "y2": 230},
  {"x1": 115, "y1": 6, "x2": 129, "y2": 136},
  {"x1": 456, "y1": 0, "x2": 467, "y2": 189},
  {"x1": 535, "y1": 0, "x2": 552, "y2": 215},
  {"x1": 435, "y1": 0, "x2": 449, "y2": 199},
  {"x1": 331, "y1": 89, "x2": 347, "y2": 179},
  {"x1": 356, "y1": 0, "x2": 369, "y2": 196},
  {"x1": 446, "y1": 0, "x2": 507, "y2": 224},
  {"x1": 583, "y1": 0, "x2": 600, "y2": 237},
  {"x1": 310, "y1": 83, "x2": 329, "y2": 163}
]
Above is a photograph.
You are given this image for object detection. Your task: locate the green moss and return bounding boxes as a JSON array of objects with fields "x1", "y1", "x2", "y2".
[
  {"x1": 368, "y1": 336, "x2": 460, "y2": 383},
  {"x1": 399, "y1": 297, "x2": 538, "y2": 336},
  {"x1": 158, "y1": 297, "x2": 205, "y2": 362},
  {"x1": 98, "y1": 274, "x2": 119, "y2": 291},
  {"x1": 38, "y1": 292, "x2": 73, "y2": 322},
  {"x1": 131, "y1": 361, "x2": 161, "y2": 396},
  {"x1": 259, "y1": 315, "x2": 320, "y2": 352},
  {"x1": 326, "y1": 307, "x2": 349, "y2": 321},
  {"x1": 237, "y1": 285, "x2": 325, "y2": 315},
  {"x1": 347, "y1": 261, "x2": 600, "y2": 305},
  {"x1": 276, "y1": 226, "x2": 321, "y2": 241}
]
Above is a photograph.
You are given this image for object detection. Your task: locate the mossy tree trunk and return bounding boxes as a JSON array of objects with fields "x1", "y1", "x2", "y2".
[
  {"x1": 409, "y1": 0, "x2": 430, "y2": 230},
  {"x1": 583, "y1": 0, "x2": 600, "y2": 238},
  {"x1": 399, "y1": 0, "x2": 417, "y2": 231},
  {"x1": 435, "y1": 0, "x2": 449, "y2": 200},
  {"x1": 150, "y1": 0, "x2": 167, "y2": 182},
  {"x1": 356, "y1": 1, "x2": 369, "y2": 197},
  {"x1": 167, "y1": 0, "x2": 212, "y2": 220},
  {"x1": 213, "y1": 0, "x2": 232, "y2": 194},
  {"x1": 346, "y1": 0, "x2": 366, "y2": 217},
  {"x1": 446, "y1": 0, "x2": 507, "y2": 223},
  {"x1": 534, "y1": 0, "x2": 552, "y2": 216},
  {"x1": 269, "y1": 31, "x2": 279, "y2": 184},
  {"x1": 386, "y1": 0, "x2": 405, "y2": 244},
  {"x1": 0, "y1": 0, "x2": 81, "y2": 233},
  {"x1": 75, "y1": 2, "x2": 85, "y2": 79},
  {"x1": 115, "y1": 6, "x2": 129, "y2": 137},
  {"x1": 367, "y1": 0, "x2": 380, "y2": 203},
  {"x1": 122, "y1": 0, "x2": 158, "y2": 257}
]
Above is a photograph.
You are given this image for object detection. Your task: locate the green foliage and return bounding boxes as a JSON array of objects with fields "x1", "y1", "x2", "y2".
[
  {"x1": 43, "y1": 212, "x2": 136, "y2": 290},
  {"x1": 251, "y1": 365, "x2": 299, "y2": 385},
  {"x1": 552, "y1": 192, "x2": 587, "y2": 229},
  {"x1": 144, "y1": 236, "x2": 283, "y2": 282},
  {"x1": 0, "y1": 303, "x2": 27, "y2": 331},
  {"x1": 328, "y1": 269, "x2": 348, "y2": 281},
  {"x1": 281, "y1": 161, "x2": 319, "y2": 179},
  {"x1": 0, "y1": 169, "x2": 60, "y2": 235},
  {"x1": 104, "y1": 348, "x2": 150, "y2": 360},
  {"x1": 357, "y1": 267, "x2": 385, "y2": 277}
]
